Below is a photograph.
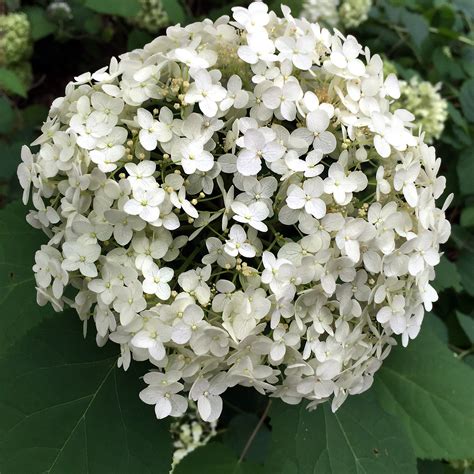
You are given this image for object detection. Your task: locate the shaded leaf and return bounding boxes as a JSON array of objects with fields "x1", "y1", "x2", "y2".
[
  {"x1": 460, "y1": 79, "x2": 474, "y2": 123},
  {"x1": 375, "y1": 328, "x2": 474, "y2": 459},
  {"x1": 84, "y1": 0, "x2": 141, "y2": 17},
  {"x1": 433, "y1": 255, "x2": 462, "y2": 292},
  {"x1": 456, "y1": 311, "x2": 474, "y2": 342},
  {"x1": 0, "y1": 201, "x2": 51, "y2": 355},
  {"x1": 0, "y1": 96, "x2": 15, "y2": 134},
  {"x1": 223, "y1": 413, "x2": 270, "y2": 464},
  {"x1": 265, "y1": 392, "x2": 417, "y2": 474},
  {"x1": 0, "y1": 68, "x2": 27, "y2": 98},
  {"x1": 456, "y1": 147, "x2": 474, "y2": 196},
  {"x1": 400, "y1": 11, "x2": 429, "y2": 49},
  {"x1": 161, "y1": 0, "x2": 186, "y2": 24},
  {"x1": 174, "y1": 442, "x2": 264, "y2": 474},
  {"x1": 0, "y1": 314, "x2": 173, "y2": 473},
  {"x1": 24, "y1": 6, "x2": 57, "y2": 40},
  {"x1": 460, "y1": 206, "x2": 474, "y2": 227},
  {"x1": 457, "y1": 248, "x2": 474, "y2": 296}
]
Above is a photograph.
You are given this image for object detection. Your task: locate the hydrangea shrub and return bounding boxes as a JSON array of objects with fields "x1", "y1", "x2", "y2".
[{"x1": 18, "y1": 1, "x2": 451, "y2": 422}]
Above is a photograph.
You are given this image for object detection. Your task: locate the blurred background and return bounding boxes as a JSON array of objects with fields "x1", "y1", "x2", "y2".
[{"x1": 0, "y1": 0, "x2": 473, "y2": 470}]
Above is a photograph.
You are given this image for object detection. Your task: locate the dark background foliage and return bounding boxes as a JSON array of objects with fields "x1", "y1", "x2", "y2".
[{"x1": 0, "y1": 0, "x2": 473, "y2": 472}]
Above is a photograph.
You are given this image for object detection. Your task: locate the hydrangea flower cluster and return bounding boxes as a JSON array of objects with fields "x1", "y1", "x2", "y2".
[
  {"x1": 170, "y1": 403, "x2": 216, "y2": 469},
  {"x1": 18, "y1": 1, "x2": 451, "y2": 421},
  {"x1": 0, "y1": 12, "x2": 31, "y2": 66},
  {"x1": 392, "y1": 76, "x2": 448, "y2": 143},
  {"x1": 302, "y1": 0, "x2": 372, "y2": 29},
  {"x1": 0, "y1": 12, "x2": 33, "y2": 93},
  {"x1": 129, "y1": 0, "x2": 169, "y2": 33}
]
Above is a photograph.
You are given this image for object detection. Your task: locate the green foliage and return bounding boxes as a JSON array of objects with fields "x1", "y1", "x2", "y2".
[
  {"x1": 460, "y1": 79, "x2": 474, "y2": 123},
  {"x1": 0, "y1": 0, "x2": 473, "y2": 472},
  {"x1": 0, "y1": 314, "x2": 173, "y2": 474},
  {"x1": 161, "y1": 0, "x2": 187, "y2": 23},
  {"x1": 266, "y1": 393, "x2": 417, "y2": 474},
  {"x1": 0, "y1": 68, "x2": 27, "y2": 97},
  {"x1": 84, "y1": 0, "x2": 141, "y2": 17},
  {"x1": 24, "y1": 6, "x2": 57, "y2": 40},
  {"x1": 375, "y1": 328, "x2": 474, "y2": 459},
  {"x1": 0, "y1": 202, "x2": 50, "y2": 355}
]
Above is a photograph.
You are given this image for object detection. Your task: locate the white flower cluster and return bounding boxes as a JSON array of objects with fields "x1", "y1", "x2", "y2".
[
  {"x1": 170, "y1": 402, "x2": 216, "y2": 470},
  {"x1": 18, "y1": 1, "x2": 451, "y2": 421},
  {"x1": 301, "y1": 0, "x2": 372, "y2": 29},
  {"x1": 392, "y1": 76, "x2": 448, "y2": 144}
]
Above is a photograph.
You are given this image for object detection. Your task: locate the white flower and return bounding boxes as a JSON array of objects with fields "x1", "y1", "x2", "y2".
[
  {"x1": 286, "y1": 178, "x2": 326, "y2": 219},
  {"x1": 139, "y1": 371, "x2": 188, "y2": 419},
  {"x1": 190, "y1": 375, "x2": 227, "y2": 422},
  {"x1": 131, "y1": 315, "x2": 172, "y2": 361},
  {"x1": 185, "y1": 70, "x2": 227, "y2": 117},
  {"x1": 123, "y1": 186, "x2": 166, "y2": 222},
  {"x1": 324, "y1": 162, "x2": 368, "y2": 205},
  {"x1": 263, "y1": 81, "x2": 303, "y2": 121},
  {"x1": 172, "y1": 139, "x2": 214, "y2": 174},
  {"x1": 113, "y1": 283, "x2": 147, "y2": 325},
  {"x1": 237, "y1": 128, "x2": 284, "y2": 176},
  {"x1": 294, "y1": 109, "x2": 337, "y2": 154},
  {"x1": 171, "y1": 304, "x2": 206, "y2": 344},
  {"x1": 224, "y1": 225, "x2": 256, "y2": 258},
  {"x1": 62, "y1": 235, "x2": 101, "y2": 277},
  {"x1": 137, "y1": 108, "x2": 173, "y2": 151},
  {"x1": 220, "y1": 75, "x2": 250, "y2": 111},
  {"x1": 142, "y1": 262, "x2": 174, "y2": 300},
  {"x1": 126, "y1": 159, "x2": 155, "y2": 188},
  {"x1": 231, "y1": 201, "x2": 269, "y2": 232}
]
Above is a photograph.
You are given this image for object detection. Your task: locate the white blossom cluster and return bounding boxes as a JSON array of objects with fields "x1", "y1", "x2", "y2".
[
  {"x1": 170, "y1": 402, "x2": 216, "y2": 470},
  {"x1": 301, "y1": 0, "x2": 372, "y2": 29},
  {"x1": 18, "y1": 1, "x2": 451, "y2": 421}
]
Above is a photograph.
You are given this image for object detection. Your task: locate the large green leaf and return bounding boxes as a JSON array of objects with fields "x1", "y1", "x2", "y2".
[
  {"x1": 375, "y1": 328, "x2": 474, "y2": 460},
  {"x1": 0, "y1": 68, "x2": 27, "y2": 98},
  {"x1": 0, "y1": 201, "x2": 50, "y2": 355},
  {"x1": 0, "y1": 96, "x2": 15, "y2": 134},
  {"x1": 265, "y1": 392, "x2": 417, "y2": 474},
  {"x1": 0, "y1": 313, "x2": 173, "y2": 473},
  {"x1": 456, "y1": 147, "x2": 474, "y2": 197},
  {"x1": 456, "y1": 311, "x2": 474, "y2": 342},
  {"x1": 84, "y1": 0, "x2": 141, "y2": 17},
  {"x1": 174, "y1": 443, "x2": 264, "y2": 474},
  {"x1": 460, "y1": 79, "x2": 474, "y2": 123},
  {"x1": 432, "y1": 255, "x2": 462, "y2": 293},
  {"x1": 24, "y1": 6, "x2": 57, "y2": 40},
  {"x1": 161, "y1": 0, "x2": 186, "y2": 24}
]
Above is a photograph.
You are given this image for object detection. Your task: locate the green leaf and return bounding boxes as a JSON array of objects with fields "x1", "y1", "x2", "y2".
[
  {"x1": 460, "y1": 206, "x2": 474, "y2": 227},
  {"x1": 456, "y1": 311, "x2": 474, "y2": 342},
  {"x1": 375, "y1": 328, "x2": 474, "y2": 459},
  {"x1": 460, "y1": 79, "x2": 474, "y2": 123},
  {"x1": 174, "y1": 443, "x2": 264, "y2": 474},
  {"x1": 0, "y1": 202, "x2": 52, "y2": 355},
  {"x1": 24, "y1": 6, "x2": 57, "y2": 40},
  {"x1": 0, "y1": 68, "x2": 27, "y2": 98},
  {"x1": 161, "y1": 0, "x2": 186, "y2": 24},
  {"x1": 0, "y1": 96, "x2": 15, "y2": 134},
  {"x1": 457, "y1": 248, "x2": 474, "y2": 296},
  {"x1": 127, "y1": 29, "x2": 154, "y2": 51},
  {"x1": 0, "y1": 313, "x2": 173, "y2": 473},
  {"x1": 400, "y1": 11, "x2": 429, "y2": 49},
  {"x1": 223, "y1": 413, "x2": 270, "y2": 464},
  {"x1": 453, "y1": 0, "x2": 474, "y2": 18},
  {"x1": 456, "y1": 147, "x2": 474, "y2": 196},
  {"x1": 84, "y1": 0, "x2": 141, "y2": 17},
  {"x1": 432, "y1": 255, "x2": 462, "y2": 292},
  {"x1": 265, "y1": 392, "x2": 417, "y2": 474}
]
